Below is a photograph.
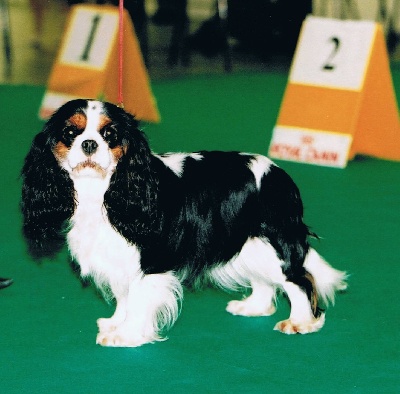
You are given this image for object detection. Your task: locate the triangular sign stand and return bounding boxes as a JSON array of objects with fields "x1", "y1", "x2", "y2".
[
  {"x1": 39, "y1": 4, "x2": 160, "y2": 123},
  {"x1": 269, "y1": 16, "x2": 400, "y2": 168},
  {"x1": 350, "y1": 24, "x2": 400, "y2": 160}
]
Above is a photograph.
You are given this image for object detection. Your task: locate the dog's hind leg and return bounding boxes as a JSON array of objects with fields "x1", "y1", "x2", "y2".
[
  {"x1": 226, "y1": 280, "x2": 277, "y2": 317},
  {"x1": 214, "y1": 238, "x2": 283, "y2": 317},
  {"x1": 274, "y1": 248, "x2": 347, "y2": 335},
  {"x1": 274, "y1": 278, "x2": 325, "y2": 334},
  {"x1": 220, "y1": 238, "x2": 326, "y2": 333}
]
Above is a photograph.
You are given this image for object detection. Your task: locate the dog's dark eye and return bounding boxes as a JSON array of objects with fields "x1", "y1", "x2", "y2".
[
  {"x1": 62, "y1": 126, "x2": 80, "y2": 143},
  {"x1": 102, "y1": 126, "x2": 117, "y2": 142}
]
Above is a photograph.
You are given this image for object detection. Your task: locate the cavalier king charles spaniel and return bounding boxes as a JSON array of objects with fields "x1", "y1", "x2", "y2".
[{"x1": 21, "y1": 99, "x2": 347, "y2": 347}]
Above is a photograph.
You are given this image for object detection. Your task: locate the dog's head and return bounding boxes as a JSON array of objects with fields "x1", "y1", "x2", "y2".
[
  {"x1": 51, "y1": 100, "x2": 138, "y2": 179},
  {"x1": 21, "y1": 99, "x2": 157, "y2": 257}
]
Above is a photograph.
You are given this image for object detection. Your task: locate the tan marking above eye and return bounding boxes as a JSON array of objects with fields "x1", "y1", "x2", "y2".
[
  {"x1": 99, "y1": 115, "x2": 112, "y2": 131},
  {"x1": 68, "y1": 114, "x2": 87, "y2": 129}
]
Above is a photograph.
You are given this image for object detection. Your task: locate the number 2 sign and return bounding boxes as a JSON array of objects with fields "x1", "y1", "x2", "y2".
[
  {"x1": 269, "y1": 16, "x2": 400, "y2": 168},
  {"x1": 39, "y1": 4, "x2": 160, "y2": 123},
  {"x1": 290, "y1": 17, "x2": 375, "y2": 90}
]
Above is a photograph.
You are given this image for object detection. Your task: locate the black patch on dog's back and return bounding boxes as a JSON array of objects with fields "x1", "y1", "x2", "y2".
[{"x1": 140, "y1": 152, "x2": 261, "y2": 276}]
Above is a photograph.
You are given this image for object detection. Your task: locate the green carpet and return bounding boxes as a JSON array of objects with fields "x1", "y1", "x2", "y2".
[{"x1": 0, "y1": 70, "x2": 399, "y2": 393}]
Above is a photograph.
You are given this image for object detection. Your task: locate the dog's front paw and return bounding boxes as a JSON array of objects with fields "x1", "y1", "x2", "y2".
[
  {"x1": 97, "y1": 317, "x2": 117, "y2": 334},
  {"x1": 96, "y1": 329, "x2": 157, "y2": 348},
  {"x1": 274, "y1": 314, "x2": 325, "y2": 334}
]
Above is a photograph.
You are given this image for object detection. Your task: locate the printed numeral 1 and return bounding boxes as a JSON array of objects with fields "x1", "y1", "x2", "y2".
[{"x1": 80, "y1": 14, "x2": 101, "y2": 62}]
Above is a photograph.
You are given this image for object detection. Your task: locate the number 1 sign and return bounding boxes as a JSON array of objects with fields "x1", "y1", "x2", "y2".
[
  {"x1": 59, "y1": 10, "x2": 116, "y2": 69},
  {"x1": 269, "y1": 16, "x2": 400, "y2": 168},
  {"x1": 39, "y1": 4, "x2": 160, "y2": 123}
]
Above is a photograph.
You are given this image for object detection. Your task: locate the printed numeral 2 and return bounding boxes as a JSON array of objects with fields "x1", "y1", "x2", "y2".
[{"x1": 322, "y1": 36, "x2": 340, "y2": 71}]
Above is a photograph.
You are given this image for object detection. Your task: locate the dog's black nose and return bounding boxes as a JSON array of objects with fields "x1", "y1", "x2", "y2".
[{"x1": 81, "y1": 140, "x2": 98, "y2": 156}]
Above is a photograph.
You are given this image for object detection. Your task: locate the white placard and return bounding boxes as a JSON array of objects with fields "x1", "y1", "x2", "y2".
[
  {"x1": 269, "y1": 126, "x2": 353, "y2": 168},
  {"x1": 39, "y1": 91, "x2": 81, "y2": 119},
  {"x1": 290, "y1": 16, "x2": 376, "y2": 91},
  {"x1": 59, "y1": 8, "x2": 118, "y2": 69}
]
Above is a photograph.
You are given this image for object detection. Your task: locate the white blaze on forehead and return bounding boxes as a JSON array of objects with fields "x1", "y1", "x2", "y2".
[{"x1": 84, "y1": 101, "x2": 104, "y2": 137}]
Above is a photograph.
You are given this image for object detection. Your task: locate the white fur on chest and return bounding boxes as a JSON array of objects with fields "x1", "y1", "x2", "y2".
[{"x1": 67, "y1": 177, "x2": 141, "y2": 295}]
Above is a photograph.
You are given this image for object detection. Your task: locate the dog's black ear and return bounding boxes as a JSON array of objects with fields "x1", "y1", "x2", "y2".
[
  {"x1": 21, "y1": 126, "x2": 75, "y2": 258},
  {"x1": 104, "y1": 116, "x2": 159, "y2": 246}
]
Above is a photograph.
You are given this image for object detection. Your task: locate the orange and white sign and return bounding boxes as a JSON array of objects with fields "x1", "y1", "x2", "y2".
[
  {"x1": 40, "y1": 4, "x2": 160, "y2": 123},
  {"x1": 269, "y1": 16, "x2": 400, "y2": 168},
  {"x1": 270, "y1": 126, "x2": 352, "y2": 168}
]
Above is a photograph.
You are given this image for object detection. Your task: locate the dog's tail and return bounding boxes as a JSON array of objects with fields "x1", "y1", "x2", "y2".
[{"x1": 304, "y1": 248, "x2": 348, "y2": 307}]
